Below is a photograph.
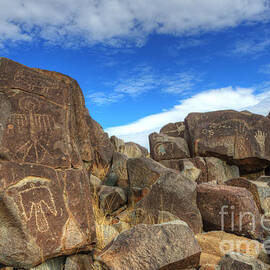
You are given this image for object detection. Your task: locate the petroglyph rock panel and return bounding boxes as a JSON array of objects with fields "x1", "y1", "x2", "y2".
[
  {"x1": 0, "y1": 58, "x2": 96, "y2": 268},
  {"x1": 185, "y1": 110, "x2": 270, "y2": 173},
  {"x1": 149, "y1": 132, "x2": 190, "y2": 161}
]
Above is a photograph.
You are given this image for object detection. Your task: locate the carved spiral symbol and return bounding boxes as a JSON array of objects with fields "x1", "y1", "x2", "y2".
[{"x1": 19, "y1": 97, "x2": 40, "y2": 112}]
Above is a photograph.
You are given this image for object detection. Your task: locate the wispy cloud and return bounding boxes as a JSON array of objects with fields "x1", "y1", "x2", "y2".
[
  {"x1": 259, "y1": 63, "x2": 270, "y2": 74},
  {"x1": 231, "y1": 29, "x2": 270, "y2": 56},
  {"x1": 176, "y1": 39, "x2": 207, "y2": 50},
  {"x1": 0, "y1": 0, "x2": 269, "y2": 48},
  {"x1": 88, "y1": 92, "x2": 124, "y2": 105},
  {"x1": 88, "y1": 66, "x2": 200, "y2": 105},
  {"x1": 105, "y1": 86, "x2": 270, "y2": 148}
]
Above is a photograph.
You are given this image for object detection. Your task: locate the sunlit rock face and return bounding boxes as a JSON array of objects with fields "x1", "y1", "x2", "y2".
[{"x1": 0, "y1": 58, "x2": 96, "y2": 268}]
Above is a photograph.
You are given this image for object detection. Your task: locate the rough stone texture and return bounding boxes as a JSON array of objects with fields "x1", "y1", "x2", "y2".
[
  {"x1": 110, "y1": 136, "x2": 148, "y2": 159},
  {"x1": 95, "y1": 224, "x2": 119, "y2": 250},
  {"x1": 124, "y1": 142, "x2": 149, "y2": 158},
  {"x1": 127, "y1": 157, "x2": 168, "y2": 188},
  {"x1": 65, "y1": 254, "x2": 94, "y2": 270},
  {"x1": 196, "y1": 231, "x2": 265, "y2": 269},
  {"x1": 179, "y1": 157, "x2": 239, "y2": 184},
  {"x1": 136, "y1": 170, "x2": 203, "y2": 234},
  {"x1": 216, "y1": 252, "x2": 269, "y2": 270},
  {"x1": 149, "y1": 132, "x2": 190, "y2": 161},
  {"x1": 185, "y1": 110, "x2": 270, "y2": 173},
  {"x1": 0, "y1": 58, "x2": 96, "y2": 268},
  {"x1": 85, "y1": 114, "x2": 114, "y2": 180},
  {"x1": 197, "y1": 184, "x2": 262, "y2": 239},
  {"x1": 109, "y1": 152, "x2": 128, "y2": 188},
  {"x1": 160, "y1": 121, "x2": 186, "y2": 138},
  {"x1": 98, "y1": 185, "x2": 127, "y2": 214},
  {"x1": 31, "y1": 256, "x2": 66, "y2": 270},
  {"x1": 128, "y1": 186, "x2": 150, "y2": 205},
  {"x1": 89, "y1": 174, "x2": 102, "y2": 194},
  {"x1": 99, "y1": 221, "x2": 201, "y2": 270},
  {"x1": 225, "y1": 178, "x2": 264, "y2": 214}
]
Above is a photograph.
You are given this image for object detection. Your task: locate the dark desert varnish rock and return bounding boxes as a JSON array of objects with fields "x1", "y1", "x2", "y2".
[
  {"x1": 0, "y1": 58, "x2": 96, "y2": 268},
  {"x1": 197, "y1": 183, "x2": 262, "y2": 239},
  {"x1": 149, "y1": 132, "x2": 190, "y2": 161},
  {"x1": 136, "y1": 170, "x2": 203, "y2": 234},
  {"x1": 98, "y1": 221, "x2": 201, "y2": 270},
  {"x1": 184, "y1": 110, "x2": 270, "y2": 174}
]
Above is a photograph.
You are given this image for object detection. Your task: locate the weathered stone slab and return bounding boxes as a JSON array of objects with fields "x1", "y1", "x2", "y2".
[
  {"x1": 197, "y1": 184, "x2": 262, "y2": 239},
  {"x1": 136, "y1": 170, "x2": 203, "y2": 234},
  {"x1": 98, "y1": 221, "x2": 201, "y2": 270},
  {"x1": 149, "y1": 132, "x2": 190, "y2": 161},
  {"x1": 0, "y1": 58, "x2": 96, "y2": 268},
  {"x1": 196, "y1": 231, "x2": 265, "y2": 269},
  {"x1": 160, "y1": 121, "x2": 186, "y2": 138},
  {"x1": 127, "y1": 157, "x2": 168, "y2": 189},
  {"x1": 216, "y1": 252, "x2": 269, "y2": 270},
  {"x1": 185, "y1": 110, "x2": 270, "y2": 173}
]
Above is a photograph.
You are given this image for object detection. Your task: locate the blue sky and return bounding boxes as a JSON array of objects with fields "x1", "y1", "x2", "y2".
[{"x1": 1, "y1": 0, "x2": 270, "y2": 147}]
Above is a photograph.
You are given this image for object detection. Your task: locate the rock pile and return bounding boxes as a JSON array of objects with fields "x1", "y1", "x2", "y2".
[{"x1": 1, "y1": 58, "x2": 270, "y2": 270}]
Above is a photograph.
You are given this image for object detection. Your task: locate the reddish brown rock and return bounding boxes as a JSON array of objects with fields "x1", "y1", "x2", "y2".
[
  {"x1": 110, "y1": 136, "x2": 148, "y2": 159},
  {"x1": 110, "y1": 152, "x2": 129, "y2": 188},
  {"x1": 85, "y1": 114, "x2": 114, "y2": 180},
  {"x1": 98, "y1": 185, "x2": 127, "y2": 215},
  {"x1": 136, "y1": 170, "x2": 203, "y2": 234},
  {"x1": 65, "y1": 254, "x2": 94, "y2": 270},
  {"x1": 98, "y1": 221, "x2": 201, "y2": 270},
  {"x1": 0, "y1": 58, "x2": 96, "y2": 268},
  {"x1": 196, "y1": 231, "x2": 265, "y2": 270},
  {"x1": 149, "y1": 132, "x2": 190, "y2": 161},
  {"x1": 127, "y1": 157, "x2": 168, "y2": 188},
  {"x1": 216, "y1": 252, "x2": 269, "y2": 270},
  {"x1": 160, "y1": 121, "x2": 186, "y2": 138},
  {"x1": 225, "y1": 178, "x2": 263, "y2": 214},
  {"x1": 197, "y1": 184, "x2": 262, "y2": 239},
  {"x1": 185, "y1": 110, "x2": 270, "y2": 173}
]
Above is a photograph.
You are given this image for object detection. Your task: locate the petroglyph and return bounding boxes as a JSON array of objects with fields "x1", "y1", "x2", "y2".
[
  {"x1": 255, "y1": 130, "x2": 266, "y2": 154},
  {"x1": 8, "y1": 177, "x2": 57, "y2": 233},
  {"x1": 14, "y1": 68, "x2": 60, "y2": 96},
  {"x1": 154, "y1": 143, "x2": 166, "y2": 156},
  {"x1": 7, "y1": 97, "x2": 56, "y2": 163},
  {"x1": 176, "y1": 123, "x2": 185, "y2": 136}
]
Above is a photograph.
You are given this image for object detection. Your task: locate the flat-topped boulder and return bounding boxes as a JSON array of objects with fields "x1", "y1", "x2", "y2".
[
  {"x1": 184, "y1": 110, "x2": 270, "y2": 174},
  {"x1": 136, "y1": 170, "x2": 203, "y2": 234},
  {"x1": 98, "y1": 221, "x2": 201, "y2": 270},
  {"x1": 149, "y1": 132, "x2": 190, "y2": 161},
  {"x1": 197, "y1": 183, "x2": 262, "y2": 239},
  {"x1": 0, "y1": 58, "x2": 96, "y2": 268}
]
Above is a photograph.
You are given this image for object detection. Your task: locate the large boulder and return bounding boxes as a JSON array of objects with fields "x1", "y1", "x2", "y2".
[
  {"x1": 196, "y1": 231, "x2": 266, "y2": 269},
  {"x1": 149, "y1": 132, "x2": 190, "y2": 161},
  {"x1": 136, "y1": 170, "x2": 203, "y2": 234},
  {"x1": 98, "y1": 221, "x2": 201, "y2": 270},
  {"x1": 0, "y1": 58, "x2": 96, "y2": 268},
  {"x1": 197, "y1": 184, "x2": 262, "y2": 239},
  {"x1": 185, "y1": 110, "x2": 270, "y2": 174},
  {"x1": 127, "y1": 157, "x2": 168, "y2": 189},
  {"x1": 160, "y1": 121, "x2": 186, "y2": 138},
  {"x1": 110, "y1": 136, "x2": 148, "y2": 159},
  {"x1": 161, "y1": 157, "x2": 239, "y2": 184},
  {"x1": 216, "y1": 252, "x2": 269, "y2": 270}
]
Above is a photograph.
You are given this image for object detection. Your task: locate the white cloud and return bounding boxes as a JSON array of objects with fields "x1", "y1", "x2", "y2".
[
  {"x1": 88, "y1": 67, "x2": 199, "y2": 105},
  {"x1": 0, "y1": 0, "x2": 269, "y2": 48},
  {"x1": 105, "y1": 86, "x2": 270, "y2": 148},
  {"x1": 88, "y1": 92, "x2": 124, "y2": 105},
  {"x1": 259, "y1": 63, "x2": 270, "y2": 74}
]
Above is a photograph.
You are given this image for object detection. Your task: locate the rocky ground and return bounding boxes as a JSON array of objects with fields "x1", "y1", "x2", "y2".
[{"x1": 0, "y1": 58, "x2": 270, "y2": 269}]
